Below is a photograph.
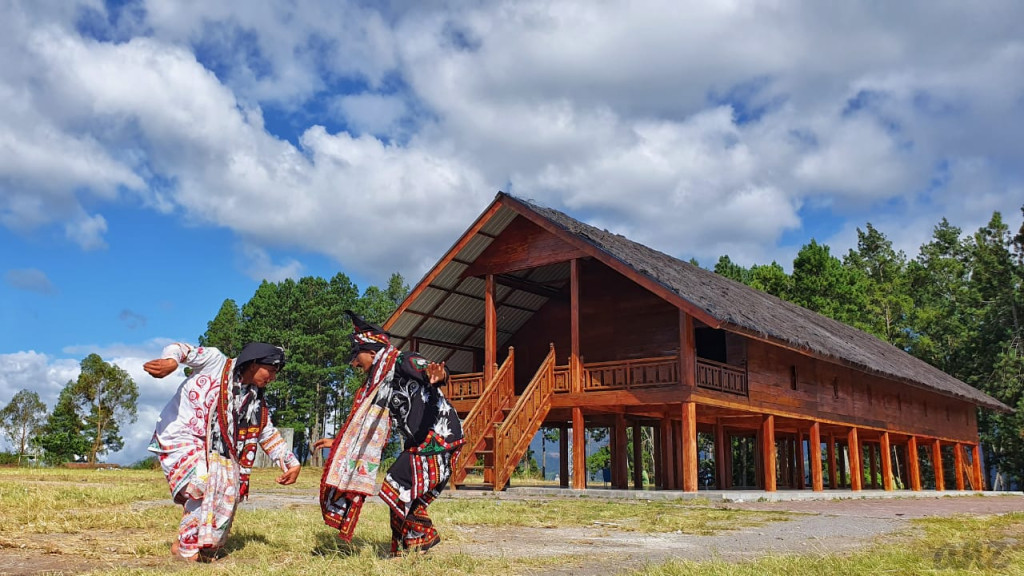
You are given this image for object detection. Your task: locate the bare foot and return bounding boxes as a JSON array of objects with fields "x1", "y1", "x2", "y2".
[{"x1": 170, "y1": 541, "x2": 198, "y2": 562}]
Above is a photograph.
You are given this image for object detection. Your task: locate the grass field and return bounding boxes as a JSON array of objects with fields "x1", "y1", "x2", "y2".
[{"x1": 0, "y1": 467, "x2": 1021, "y2": 575}]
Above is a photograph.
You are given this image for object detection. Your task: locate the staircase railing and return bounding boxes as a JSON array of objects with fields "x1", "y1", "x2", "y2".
[
  {"x1": 452, "y1": 347, "x2": 514, "y2": 484},
  {"x1": 493, "y1": 344, "x2": 556, "y2": 490}
]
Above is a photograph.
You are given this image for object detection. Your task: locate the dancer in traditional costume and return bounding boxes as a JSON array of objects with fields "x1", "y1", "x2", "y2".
[
  {"x1": 145, "y1": 342, "x2": 301, "y2": 561},
  {"x1": 317, "y1": 311, "x2": 464, "y2": 556}
]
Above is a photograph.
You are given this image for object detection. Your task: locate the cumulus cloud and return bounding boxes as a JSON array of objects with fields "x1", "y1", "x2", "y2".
[{"x1": 0, "y1": 0, "x2": 1022, "y2": 279}]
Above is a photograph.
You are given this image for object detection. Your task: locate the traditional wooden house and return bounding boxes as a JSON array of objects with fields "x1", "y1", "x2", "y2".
[{"x1": 382, "y1": 192, "x2": 1011, "y2": 493}]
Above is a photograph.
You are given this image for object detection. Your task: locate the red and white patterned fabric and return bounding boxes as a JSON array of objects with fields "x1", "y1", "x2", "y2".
[{"x1": 149, "y1": 343, "x2": 298, "y2": 558}]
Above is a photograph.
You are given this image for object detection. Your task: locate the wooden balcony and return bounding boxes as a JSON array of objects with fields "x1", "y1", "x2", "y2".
[{"x1": 446, "y1": 355, "x2": 747, "y2": 401}]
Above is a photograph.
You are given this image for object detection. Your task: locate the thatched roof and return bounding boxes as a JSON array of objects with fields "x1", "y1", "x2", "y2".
[{"x1": 509, "y1": 193, "x2": 1011, "y2": 413}]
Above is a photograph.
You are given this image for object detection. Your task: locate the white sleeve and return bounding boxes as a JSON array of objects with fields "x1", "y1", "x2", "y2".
[{"x1": 161, "y1": 343, "x2": 226, "y2": 373}]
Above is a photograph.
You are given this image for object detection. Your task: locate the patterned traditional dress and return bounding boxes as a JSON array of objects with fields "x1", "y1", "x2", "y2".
[
  {"x1": 321, "y1": 347, "x2": 464, "y2": 555},
  {"x1": 149, "y1": 343, "x2": 299, "y2": 559}
]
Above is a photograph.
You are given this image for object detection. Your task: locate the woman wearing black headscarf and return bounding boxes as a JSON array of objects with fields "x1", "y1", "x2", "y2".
[{"x1": 145, "y1": 341, "x2": 301, "y2": 561}]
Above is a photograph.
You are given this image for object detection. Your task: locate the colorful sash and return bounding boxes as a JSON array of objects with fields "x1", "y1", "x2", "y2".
[{"x1": 320, "y1": 345, "x2": 400, "y2": 540}]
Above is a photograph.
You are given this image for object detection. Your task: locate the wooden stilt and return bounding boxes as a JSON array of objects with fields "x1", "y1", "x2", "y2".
[
  {"x1": 761, "y1": 414, "x2": 776, "y2": 492},
  {"x1": 632, "y1": 422, "x2": 643, "y2": 489},
  {"x1": 809, "y1": 421, "x2": 823, "y2": 491},
  {"x1": 868, "y1": 443, "x2": 877, "y2": 489},
  {"x1": 572, "y1": 407, "x2": 586, "y2": 490},
  {"x1": 848, "y1": 428, "x2": 861, "y2": 491},
  {"x1": 971, "y1": 444, "x2": 984, "y2": 491},
  {"x1": 953, "y1": 443, "x2": 965, "y2": 491},
  {"x1": 614, "y1": 413, "x2": 628, "y2": 489},
  {"x1": 559, "y1": 424, "x2": 569, "y2": 488},
  {"x1": 715, "y1": 419, "x2": 728, "y2": 490},
  {"x1": 908, "y1": 436, "x2": 921, "y2": 491},
  {"x1": 827, "y1": 434, "x2": 838, "y2": 489},
  {"x1": 682, "y1": 402, "x2": 697, "y2": 492},
  {"x1": 880, "y1": 432, "x2": 893, "y2": 491}
]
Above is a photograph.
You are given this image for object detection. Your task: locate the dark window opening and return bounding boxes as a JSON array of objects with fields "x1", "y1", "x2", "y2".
[{"x1": 695, "y1": 327, "x2": 727, "y2": 363}]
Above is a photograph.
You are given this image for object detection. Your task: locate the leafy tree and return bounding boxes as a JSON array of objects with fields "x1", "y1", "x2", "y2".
[
  {"x1": 34, "y1": 386, "x2": 91, "y2": 464},
  {"x1": 71, "y1": 354, "x2": 139, "y2": 463},
  {"x1": 965, "y1": 212, "x2": 1024, "y2": 487},
  {"x1": 790, "y1": 239, "x2": 870, "y2": 330},
  {"x1": 200, "y1": 298, "x2": 244, "y2": 356},
  {"x1": 0, "y1": 390, "x2": 47, "y2": 465},
  {"x1": 906, "y1": 218, "x2": 977, "y2": 374},
  {"x1": 713, "y1": 255, "x2": 750, "y2": 284},
  {"x1": 843, "y1": 223, "x2": 913, "y2": 348},
  {"x1": 748, "y1": 261, "x2": 791, "y2": 299}
]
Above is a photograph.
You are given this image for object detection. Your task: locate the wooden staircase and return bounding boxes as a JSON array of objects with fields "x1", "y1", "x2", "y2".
[
  {"x1": 454, "y1": 344, "x2": 557, "y2": 491},
  {"x1": 452, "y1": 348, "x2": 516, "y2": 489}
]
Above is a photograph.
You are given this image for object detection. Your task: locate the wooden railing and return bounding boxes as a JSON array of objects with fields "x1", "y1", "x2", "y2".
[
  {"x1": 583, "y1": 356, "x2": 680, "y2": 391},
  {"x1": 447, "y1": 372, "x2": 485, "y2": 401},
  {"x1": 553, "y1": 356, "x2": 681, "y2": 393},
  {"x1": 695, "y1": 358, "x2": 748, "y2": 396},
  {"x1": 452, "y1": 355, "x2": 748, "y2": 399},
  {"x1": 452, "y1": 348, "x2": 515, "y2": 485},
  {"x1": 493, "y1": 344, "x2": 557, "y2": 490}
]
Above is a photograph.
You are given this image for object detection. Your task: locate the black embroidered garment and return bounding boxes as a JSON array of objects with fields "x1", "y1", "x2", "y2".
[{"x1": 376, "y1": 353, "x2": 464, "y2": 452}]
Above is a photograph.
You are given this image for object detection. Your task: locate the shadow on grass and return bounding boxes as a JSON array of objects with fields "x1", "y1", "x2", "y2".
[
  {"x1": 221, "y1": 530, "x2": 271, "y2": 556},
  {"x1": 312, "y1": 530, "x2": 390, "y2": 558}
]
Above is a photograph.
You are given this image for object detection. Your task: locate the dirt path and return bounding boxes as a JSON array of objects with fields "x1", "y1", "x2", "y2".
[{"x1": 440, "y1": 492, "x2": 1024, "y2": 576}]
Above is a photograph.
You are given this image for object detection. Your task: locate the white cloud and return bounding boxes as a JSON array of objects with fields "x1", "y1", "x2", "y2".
[
  {"x1": 0, "y1": 0, "x2": 1022, "y2": 284},
  {"x1": 333, "y1": 92, "x2": 410, "y2": 138}
]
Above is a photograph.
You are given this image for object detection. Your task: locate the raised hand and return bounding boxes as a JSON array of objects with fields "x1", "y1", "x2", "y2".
[
  {"x1": 425, "y1": 361, "x2": 447, "y2": 385},
  {"x1": 143, "y1": 358, "x2": 179, "y2": 378}
]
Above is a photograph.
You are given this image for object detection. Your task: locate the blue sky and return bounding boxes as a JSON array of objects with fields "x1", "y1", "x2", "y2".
[{"x1": 2, "y1": 1, "x2": 1023, "y2": 464}]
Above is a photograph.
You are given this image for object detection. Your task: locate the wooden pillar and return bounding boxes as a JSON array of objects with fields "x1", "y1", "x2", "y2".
[
  {"x1": 679, "y1": 311, "x2": 695, "y2": 388},
  {"x1": 660, "y1": 416, "x2": 675, "y2": 489},
  {"x1": 932, "y1": 439, "x2": 944, "y2": 491},
  {"x1": 838, "y1": 443, "x2": 847, "y2": 487},
  {"x1": 570, "y1": 259, "x2": 581, "y2": 395},
  {"x1": 484, "y1": 274, "x2": 496, "y2": 385},
  {"x1": 953, "y1": 443, "x2": 965, "y2": 491},
  {"x1": 907, "y1": 436, "x2": 922, "y2": 491},
  {"x1": 848, "y1": 428, "x2": 861, "y2": 491},
  {"x1": 868, "y1": 444, "x2": 878, "y2": 489},
  {"x1": 827, "y1": 434, "x2": 838, "y2": 489},
  {"x1": 880, "y1": 432, "x2": 893, "y2": 491},
  {"x1": 681, "y1": 402, "x2": 698, "y2": 492},
  {"x1": 614, "y1": 413, "x2": 628, "y2": 489},
  {"x1": 971, "y1": 444, "x2": 984, "y2": 491},
  {"x1": 632, "y1": 423, "x2": 643, "y2": 489},
  {"x1": 809, "y1": 421, "x2": 823, "y2": 491},
  {"x1": 559, "y1": 424, "x2": 569, "y2": 488},
  {"x1": 653, "y1": 421, "x2": 664, "y2": 489},
  {"x1": 715, "y1": 419, "x2": 728, "y2": 490},
  {"x1": 761, "y1": 414, "x2": 776, "y2": 492},
  {"x1": 572, "y1": 407, "x2": 586, "y2": 489},
  {"x1": 796, "y1": 431, "x2": 806, "y2": 490},
  {"x1": 672, "y1": 420, "x2": 683, "y2": 490}
]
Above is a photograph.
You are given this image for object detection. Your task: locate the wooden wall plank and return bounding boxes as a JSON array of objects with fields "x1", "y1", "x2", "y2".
[{"x1": 463, "y1": 215, "x2": 587, "y2": 277}]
